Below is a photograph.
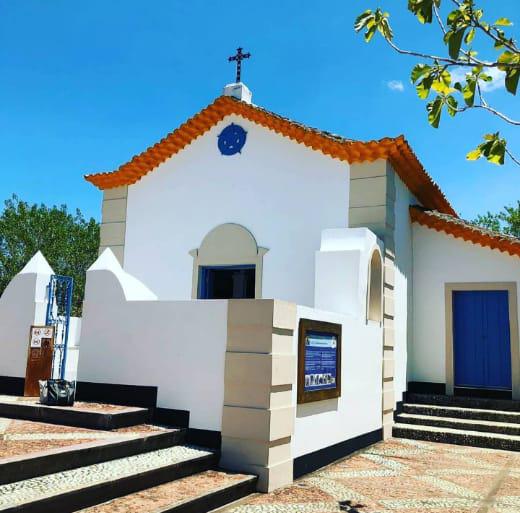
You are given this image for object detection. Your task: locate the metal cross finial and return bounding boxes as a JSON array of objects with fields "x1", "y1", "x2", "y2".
[{"x1": 228, "y1": 47, "x2": 251, "y2": 83}]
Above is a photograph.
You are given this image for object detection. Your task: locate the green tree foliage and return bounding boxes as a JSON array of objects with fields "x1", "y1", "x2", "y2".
[
  {"x1": 355, "y1": 0, "x2": 520, "y2": 166},
  {"x1": 472, "y1": 201, "x2": 520, "y2": 237},
  {"x1": 0, "y1": 195, "x2": 99, "y2": 316}
]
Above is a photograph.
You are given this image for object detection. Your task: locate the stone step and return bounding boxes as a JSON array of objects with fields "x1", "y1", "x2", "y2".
[
  {"x1": 405, "y1": 392, "x2": 520, "y2": 412},
  {"x1": 76, "y1": 470, "x2": 257, "y2": 513},
  {"x1": 0, "y1": 426, "x2": 185, "y2": 485},
  {"x1": 393, "y1": 422, "x2": 520, "y2": 451},
  {"x1": 396, "y1": 412, "x2": 520, "y2": 436},
  {"x1": 0, "y1": 445, "x2": 218, "y2": 513},
  {"x1": 0, "y1": 396, "x2": 149, "y2": 431},
  {"x1": 402, "y1": 403, "x2": 520, "y2": 424}
]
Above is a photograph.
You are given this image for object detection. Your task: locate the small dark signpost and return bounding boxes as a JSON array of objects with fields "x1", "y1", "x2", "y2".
[{"x1": 298, "y1": 319, "x2": 342, "y2": 404}]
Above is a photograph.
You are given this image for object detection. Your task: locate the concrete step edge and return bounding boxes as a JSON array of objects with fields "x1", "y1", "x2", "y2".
[{"x1": 396, "y1": 413, "x2": 520, "y2": 430}]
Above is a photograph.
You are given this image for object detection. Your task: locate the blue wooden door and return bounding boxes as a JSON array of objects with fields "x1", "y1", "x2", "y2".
[{"x1": 453, "y1": 290, "x2": 512, "y2": 390}]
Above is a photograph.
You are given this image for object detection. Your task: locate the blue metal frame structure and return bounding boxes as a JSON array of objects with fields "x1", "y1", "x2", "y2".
[{"x1": 45, "y1": 275, "x2": 74, "y2": 380}]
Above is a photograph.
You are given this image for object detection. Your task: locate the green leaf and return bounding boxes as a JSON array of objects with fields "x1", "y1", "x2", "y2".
[
  {"x1": 464, "y1": 28, "x2": 475, "y2": 45},
  {"x1": 416, "y1": 74, "x2": 434, "y2": 99},
  {"x1": 354, "y1": 10, "x2": 373, "y2": 32},
  {"x1": 498, "y1": 51, "x2": 520, "y2": 94},
  {"x1": 467, "y1": 133, "x2": 507, "y2": 166},
  {"x1": 411, "y1": 63, "x2": 431, "y2": 83},
  {"x1": 446, "y1": 29, "x2": 465, "y2": 59},
  {"x1": 495, "y1": 17, "x2": 512, "y2": 26},
  {"x1": 408, "y1": 0, "x2": 440, "y2": 24},
  {"x1": 466, "y1": 148, "x2": 482, "y2": 160},
  {"x1": 427, "y1": 96, "x2": 443, "y2": 128},
  {"x1": 446, "y1": 95, "x2": 458, "y2": 116}
]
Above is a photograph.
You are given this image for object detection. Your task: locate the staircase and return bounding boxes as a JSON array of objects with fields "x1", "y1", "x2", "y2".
[
  {"x1": 0, "y1": 399, "x2": 257, "y2": 513},
  {"x1": 393, "y1": 393, "x2": 520, "y2": 451}
]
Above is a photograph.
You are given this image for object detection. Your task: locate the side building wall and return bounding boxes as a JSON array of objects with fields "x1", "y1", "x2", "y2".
[{"x1": 412, "y1": 224, "x2": 520, "y2": 394}]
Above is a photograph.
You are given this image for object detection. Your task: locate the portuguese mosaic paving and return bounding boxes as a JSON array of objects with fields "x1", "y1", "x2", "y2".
[
  {"x1": 0, "y1": 416, "x2": 167, "y2": 460},
  {"x1": 226, "y1": 438, "x2": 520, "y2": 513}
]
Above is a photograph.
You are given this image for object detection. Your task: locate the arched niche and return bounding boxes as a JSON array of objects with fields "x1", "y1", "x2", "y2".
[
  {"x1": 189, "y1": 223, "x2": 268, "y2": 299},
  {"x1": 367, "y1": 248, "x2": 383, "y2": 323}
]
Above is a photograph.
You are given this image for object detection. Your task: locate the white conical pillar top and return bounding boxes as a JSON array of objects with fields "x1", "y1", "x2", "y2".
[
  {"x1": 19, "y1": 251, "x2": 54, "y2": 275},
  {"x1": 88, "y1": 247, "x2": 122, "y2": 272}
]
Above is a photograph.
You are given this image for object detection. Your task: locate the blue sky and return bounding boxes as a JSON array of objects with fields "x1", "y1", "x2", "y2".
[{"x1": 1, "y1": 0, "x2": 518, "y2": 221}]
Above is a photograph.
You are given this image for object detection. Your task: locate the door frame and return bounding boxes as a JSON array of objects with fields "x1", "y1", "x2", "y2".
[{"x1": 445, "y1": 282, "x2": 520, "y2": 399}]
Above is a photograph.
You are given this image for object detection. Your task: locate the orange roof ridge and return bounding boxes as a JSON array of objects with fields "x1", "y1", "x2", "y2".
[
  {"x1": 85, "y1": 95, "x2": 456, "y2": 216},
  {"x1": 410, "y1": 206, "x2": 520, "y2": 257}
]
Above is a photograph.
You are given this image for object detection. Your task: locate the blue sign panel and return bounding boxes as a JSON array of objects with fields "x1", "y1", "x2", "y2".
[{"x1": 304, "y1": 331, "x2": 338, "y2": 392}]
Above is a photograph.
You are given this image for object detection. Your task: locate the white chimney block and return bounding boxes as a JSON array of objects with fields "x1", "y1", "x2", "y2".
[{"x1": 223, "y1": 82, "x2": 252, "y2": 104}]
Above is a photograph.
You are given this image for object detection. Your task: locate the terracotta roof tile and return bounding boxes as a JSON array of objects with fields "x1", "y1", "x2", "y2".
[
  {"x1": 85, "y1": 95, "x2": 456, "y2": 216},
  {"x1": 410, "y1": 206, "x2": 520, "y2": 257}
]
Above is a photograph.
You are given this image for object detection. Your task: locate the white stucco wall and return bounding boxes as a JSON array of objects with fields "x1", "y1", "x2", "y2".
[
  {"x1": 77, "y1": 251, "x2": 228, "y2": 430},
  {"x1": 315, "y1": 227, "x2": 382, "y2": 318},
  {"x1": 393, "y1": 176, "x2": 415, "y2": 404},
  {"x1": 412, "y1": 224, "x2": 520, "y2": 384},
  {"x1": 292, "y1": 306, "x2": 383, "y2": 458},
  {"x1": 123, "y1": 115, "x2": 350, "y2": 306},
  {"x1": 0, "y1": 252, "x2": 52, "y2": 379}
]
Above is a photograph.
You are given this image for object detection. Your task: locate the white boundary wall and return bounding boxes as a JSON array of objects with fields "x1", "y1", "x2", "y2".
[
  {"x1": 412, "y1": 224, "x2": 520, "y2": 384},
  {"x1": 292, "y1": 305, "x2": 383, "y2": 458},
  {"x1": 0, "y1": 252, "x2": 53, "y2": 379},
  {"x1": 77, "y1": 250, "x2": 228, "y2": 430}
]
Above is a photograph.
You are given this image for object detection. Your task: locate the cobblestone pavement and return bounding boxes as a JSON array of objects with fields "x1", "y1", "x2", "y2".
[
  {"x1": 226, "y1": 438, "x2": 520, "y2": 513},
  {"x1": 0, "y1": 445, "x2": 212, "y2": 509},
  {"x1": 0, "y1": 417, "x2": 169, "y2": 460}
]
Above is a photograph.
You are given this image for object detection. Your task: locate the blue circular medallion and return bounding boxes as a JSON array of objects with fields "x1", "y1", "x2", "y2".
[{"x1": 218, "y1": 123, "x2": 247, "y2": 155}]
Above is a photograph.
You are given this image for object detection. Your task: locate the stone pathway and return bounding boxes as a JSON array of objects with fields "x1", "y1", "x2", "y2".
[
  {"x1": 0, "y1": 417, "x2": 167, "y2": 460},
  {"x1": 225, "y1": 438, "x2": 520, "y2": 513},
  {"x1": 0, "y1": 445, "x2": 212, "y2": 510}
]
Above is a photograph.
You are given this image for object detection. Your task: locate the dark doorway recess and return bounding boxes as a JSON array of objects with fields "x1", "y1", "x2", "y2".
[{"x1": 198, "y1": 265, "x2": 255, "y2": 299}]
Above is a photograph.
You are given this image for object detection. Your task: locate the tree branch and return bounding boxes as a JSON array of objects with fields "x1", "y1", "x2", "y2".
[
  {"x1": 383, "y1": 37, "x2": 518, "y2": 69},
  {"x1": 506, "y1": 148, "x2": 520, "y2": 166},
  {"x1": 456, "y1": 104, "x2": 520, "y2": 125}
]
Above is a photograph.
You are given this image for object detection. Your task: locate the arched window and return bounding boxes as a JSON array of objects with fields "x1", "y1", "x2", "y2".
[
  {"x1": 367, "y1": 249, "x2": 383, "y2": 322},
  {"x1": 189, "y1": 224, "x2": 268, "y2": 299}
]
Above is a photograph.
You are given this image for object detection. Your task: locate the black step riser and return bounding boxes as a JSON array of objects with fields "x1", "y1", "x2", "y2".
[
  {"x1": 396, "y1": 415, "x2": 520, "y2": 436},
  {"x1": 0, "y1": 430, "x2": 186, "y2": 486},
  {"x1": 2, "y1": 454, "x2": 219, "y2": 513},
  {"x1": 160, "y1": 477, "x2": 257, "y2": 513},
  {"x1": 405, "y1": 393, "x2": 520, "y2": 412},
  {"x1": 403, "y1": 404, "x2": 520, "y2": 424},
  {"x1": 0, "y1": 402, "x2": 149, "y2": 431},
  {"x1": 393, "y1": 427, "x2": 520, "y2": 452}
]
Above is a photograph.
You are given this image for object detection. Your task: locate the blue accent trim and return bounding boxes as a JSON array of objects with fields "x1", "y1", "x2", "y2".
[{"x1": 217, "y1": 123, "x2": 247, "y2": 155}]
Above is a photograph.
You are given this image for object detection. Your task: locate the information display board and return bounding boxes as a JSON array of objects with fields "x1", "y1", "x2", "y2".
[{"x1": 297, "y1": 319, "x2": 341, "y2": 404}]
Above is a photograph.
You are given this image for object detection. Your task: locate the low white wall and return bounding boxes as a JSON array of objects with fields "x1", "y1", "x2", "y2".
[
  {"x1": 0, "y1": 252, "x2": 53, "y2": 379},
  {"x1": 77, "y1": 250, "x2": 228, "y2": 430},
  {"x1": 292, "y1": 306, "x2": 383, "y2": 459},
  {"x1": 412, "y1": 225, "x2": 520, "y2": 384}
]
